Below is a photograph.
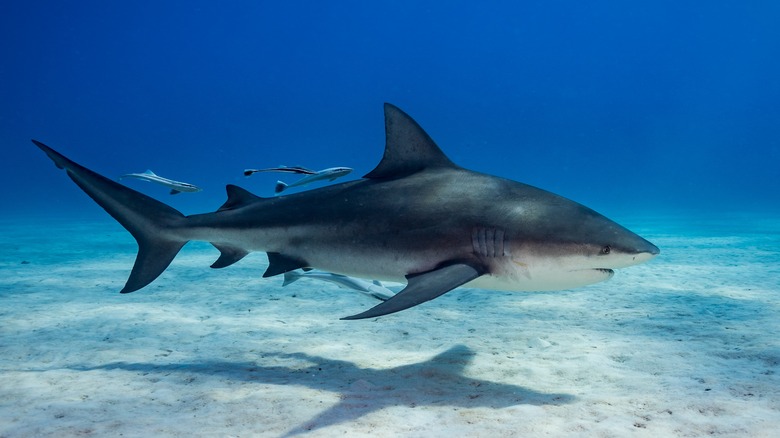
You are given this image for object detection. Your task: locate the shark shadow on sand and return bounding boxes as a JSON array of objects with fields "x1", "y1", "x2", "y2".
[{"x1": 71, "y1": 345, "x2": 574, "y2": 435}]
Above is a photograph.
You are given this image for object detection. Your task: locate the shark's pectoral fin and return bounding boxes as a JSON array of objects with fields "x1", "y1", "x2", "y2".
[
  {"x1": 170, "y1": 189, "x2": 181, "y2": 195},
  {"x1": 341, "y1": 263, "x2": 483, "y2": 320},
  {"x1": 263, "y1": 252, "x2": 309, "y2": 277},
  {"x1": 210, "y1": 244, "x2": 249, "y2": 268}
]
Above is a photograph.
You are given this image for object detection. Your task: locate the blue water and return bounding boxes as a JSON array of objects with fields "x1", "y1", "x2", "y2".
[
  {"x1": 2, "y1": 1, "x2": 778, "y2": 218},
  {"x1": 2, "y1": 3, "x2": 780, "y2": 436}
]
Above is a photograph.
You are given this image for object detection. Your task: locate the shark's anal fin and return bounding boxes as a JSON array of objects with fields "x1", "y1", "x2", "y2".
[
  {"x1": 210, "y1": 244, "x2": 250, "y2": 268},
  {"x1": 282, "y1": 270, "x2": 302, "y2": 286},
  {"x1": 263, "y1": 252, "x2": 309, "y2": 277},
  {"x1": 341, "y1": 262, "x2": 483, "y2": 320}
]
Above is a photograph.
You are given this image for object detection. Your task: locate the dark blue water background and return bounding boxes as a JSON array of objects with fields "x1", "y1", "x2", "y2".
[{"x1": 2, "y1": 1, "x2": 778, "y2": 220}]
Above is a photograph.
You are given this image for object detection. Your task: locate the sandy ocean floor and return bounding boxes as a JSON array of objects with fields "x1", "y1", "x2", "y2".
[{"x1": 1, "y1": 213, "x2": 778, "y2": 437}]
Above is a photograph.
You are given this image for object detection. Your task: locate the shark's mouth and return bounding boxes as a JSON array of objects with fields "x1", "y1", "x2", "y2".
[
  {"x1": 572, "y1": 268, "x2": 614, "y2": 275},
  {"x1": 595, "y1": 268, "x2": 615, "y2": 280}
]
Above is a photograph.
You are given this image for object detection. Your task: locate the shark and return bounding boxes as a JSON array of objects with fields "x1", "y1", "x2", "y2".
[
  {"x1": 31, "y1": 103, "x2": 659, "y2": 320},
  {"x1": 119, "y1": 169, "x2": 202, "y2": 195}
]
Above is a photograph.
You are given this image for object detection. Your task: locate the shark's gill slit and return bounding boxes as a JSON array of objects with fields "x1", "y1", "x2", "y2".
[{"x1": 472, "y1": 227, "x2": 508, "y2": 259}]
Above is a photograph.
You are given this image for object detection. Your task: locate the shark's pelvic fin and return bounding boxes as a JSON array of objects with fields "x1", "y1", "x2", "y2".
[
  {"x1": 31, "y1": 140, "x2": 189, "y2": 294},
  {"x1": 210, "y1": 244, "x2": 250, "y2": 269},
  {"x1": 341, "y1": 262, "x2": 484, "y2": 320},
  {"x1": 364, "y1": 103, "x2": 459, "y2": 179}
]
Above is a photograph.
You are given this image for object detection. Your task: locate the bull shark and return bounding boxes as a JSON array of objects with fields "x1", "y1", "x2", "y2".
[
  {"x1": 31, "y1": 103, "x2": 659, "y2": 320},
  {"x1": 119, "y1": 169, "x2": 202, "y2": 195}
]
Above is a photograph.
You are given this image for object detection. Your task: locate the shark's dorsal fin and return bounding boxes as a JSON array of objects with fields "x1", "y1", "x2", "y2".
[
  {"x1": 217, "y1": 185, "x2": 263, "y2": 212},
  {"x1": 364, "y1": 103, "x2": 458, "y2": 179},
  {"x1": 143, "y1": 169, "x2": 156, "y2": 176}
]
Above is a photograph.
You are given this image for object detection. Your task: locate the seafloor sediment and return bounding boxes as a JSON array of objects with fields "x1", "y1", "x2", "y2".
[{"x1": 1, "y1": 214, "x2": 778, "y2": 437}]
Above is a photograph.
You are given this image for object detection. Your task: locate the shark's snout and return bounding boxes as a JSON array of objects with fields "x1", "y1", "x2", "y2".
[
  {"x1": 637, "y1": 239, "x2": 660, "y2": 258},
  {"x1": 623, "y1": 232, "x2": 660, "y2": 263},
  {"x1": 631, "y1": 249, "x2": 659, "y2": 265},
  {"x1": 618, "y1": 239, "x2": 659, "y2": 267},
  {"x1": 647, "y1": 242, "x2": 661, "y2": 256},
  {"x1": 595, "y1": 233, "x2": 659, "y2": 270}
]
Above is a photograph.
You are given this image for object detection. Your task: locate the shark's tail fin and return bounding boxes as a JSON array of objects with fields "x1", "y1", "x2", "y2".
[{"x1": 32, "y1": 140, "x2": 189, "y2": 294}]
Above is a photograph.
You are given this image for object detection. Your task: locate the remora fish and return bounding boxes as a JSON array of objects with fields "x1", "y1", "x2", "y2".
[
  {"x1": 119, "y1": 169, "x2": 202, "y2": 195},
  {"x1": 243, "y1": 166, "x2": 318, "y2": 176},
  {"x1": 272, "y1": 167, "x2": 353, "y2": 194},
  {"x1": 283, "y1": 270, "x2": 396, "y2": 301},
  {"x1": 32, "y1": 103, "x2": 659, "y2": 320}
]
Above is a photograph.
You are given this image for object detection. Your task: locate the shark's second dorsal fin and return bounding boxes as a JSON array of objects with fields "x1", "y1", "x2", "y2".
[
  {"x1": 217, "y1": 184, "x2": 263, "y2": 212},
  {"x1": 364, "y1": 103, "x2": 458, "y2": 179}
]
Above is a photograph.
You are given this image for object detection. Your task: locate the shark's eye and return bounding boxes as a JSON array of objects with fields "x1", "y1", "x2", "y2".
[{"x1": 600, "y1": 245, "x2": 611, "y2": 255}]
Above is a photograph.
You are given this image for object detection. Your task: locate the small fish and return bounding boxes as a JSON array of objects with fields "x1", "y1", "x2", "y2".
[
  {"x1": 274, "y1": 167, "x2": 353, "y2": 194},
  {"x1": 118, "y1": 170, "x2": 202, "y2": 195},
  {"x1": 243, "y1": 166, "x2": 318, "y2": 176},
  {"x1": 282, "y1": 270, "x2": 396, "y2": 301}
]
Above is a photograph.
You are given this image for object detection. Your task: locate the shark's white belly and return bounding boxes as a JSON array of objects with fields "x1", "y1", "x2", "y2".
[
  {"x1": 199, "y1": 223, "x2": 616, "y2": 293},
  {"x1": 281, "y1": 237, "x2": 614, "y2": 293}
]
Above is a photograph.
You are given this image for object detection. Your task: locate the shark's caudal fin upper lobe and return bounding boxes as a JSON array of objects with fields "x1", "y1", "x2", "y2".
[{"x1": 32, "y1": 140, "x2": 189, "y2": 293}]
